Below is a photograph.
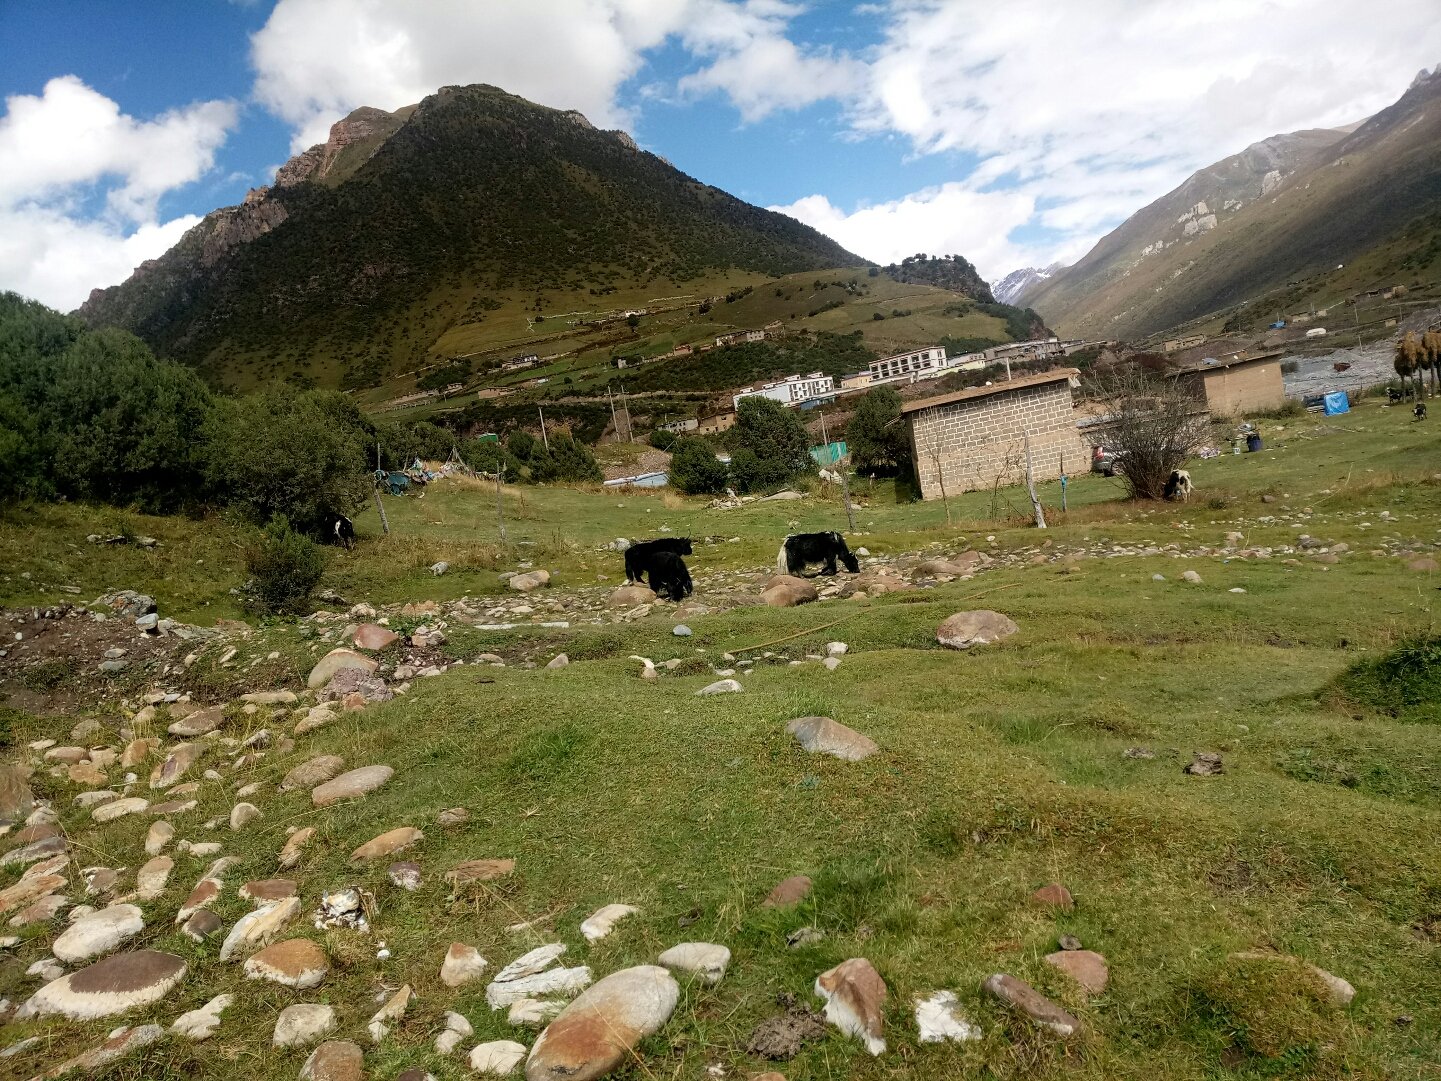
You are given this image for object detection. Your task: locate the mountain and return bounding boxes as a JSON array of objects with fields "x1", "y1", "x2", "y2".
[
  {"x1": 992, "y1": 264, "x2": 1062, "y2": 305},
  {"x1": 1025, "y1": 67, "x2": 1441, "y2": 340},
  {"x1": 79, "y1": 84, "x2": 862, "y2": 390}
]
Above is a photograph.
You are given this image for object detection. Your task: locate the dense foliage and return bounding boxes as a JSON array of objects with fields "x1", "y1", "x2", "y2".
[
  {"x1": 376, "y1": 420, "x2": 456, "y2": 469},
  {"x1": 728, "y1": 397, "x2": 814, "y2": 493},
  {"x1": 624, "y1": 331, "x2": 875, "y2": 393},
  {"x1": 243, "y1": 515, "x2": 329, "y2": 615},
  {"x1": 845, "y1": 387, "x2": 909, "y2": 475},
  {"x1": 668, "y1": 437, "x2": 730, "y2": 494},
  {"x1": 528, "y1": 435, "x2": 604, "y2": 485},
  {"x1": 882, "y1": 254, "x2": 995, "y2": 301}
]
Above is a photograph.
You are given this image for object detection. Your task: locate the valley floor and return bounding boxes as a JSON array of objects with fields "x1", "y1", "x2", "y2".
[{"x1": 0, "y1": 399, "x2": 1439, "y2": 1080}]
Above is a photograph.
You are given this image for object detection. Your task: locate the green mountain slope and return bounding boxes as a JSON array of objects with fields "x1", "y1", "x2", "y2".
[
  {"x1": 78, "y1": 84, "x2": 862, "y2": 390},
  {"x1": 1027, "y1": 68, "x2": 1441, "y2": 339}
]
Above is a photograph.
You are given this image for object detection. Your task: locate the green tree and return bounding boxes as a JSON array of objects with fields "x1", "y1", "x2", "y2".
[
  {"x1": 244, "y1": 515, "x2": 328, "y2": 615},
  {"x1": 729, "y1": 396, "x2": 813, "y2": 493},
  {"x1": 668, "y1": 437, "x2": 729, "y2": 494},
  {"x1": 529, "y1": 435, "x2": 603, "y2": 484},
  {"x1": 846, "y1": 386, "x2": 910, "y2": 475},
  {"x1": 506, "y1": 429, "x2": 538, "y2": 461},
  {"x1": 203, "y1": 385, "x2": 371, "y2": 532}
]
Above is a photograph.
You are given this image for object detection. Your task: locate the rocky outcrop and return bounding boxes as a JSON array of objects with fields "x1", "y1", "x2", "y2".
[{"x1": 274, "y1": 106, "x2": 410, "y2": 188}]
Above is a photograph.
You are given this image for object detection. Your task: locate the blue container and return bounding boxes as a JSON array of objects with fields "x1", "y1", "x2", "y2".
[{"x1": 1246, "y1": 433, "x2": 1263, "y2": 452}]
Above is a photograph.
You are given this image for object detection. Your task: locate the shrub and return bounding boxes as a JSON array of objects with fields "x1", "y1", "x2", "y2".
[
  {"x1": 1335, "y1": 633, "x2": 1441, "y2": 723},
  {"x1": 1084, "y1": 365, "x2": 1209, "y2": 500},
  {"x1": 529, "y1": 435, "x2": 603, "y2": 484},
  {"x1": 669, "y1": 437, "x2": 729, "y2": 494},
  {"x1": 244, "y1": 516, "x2": 328, "y2": 615},
  {"x1": 729, "y1": 396, "x2": 814, "y2": 493},
  {"x1": 846, "y1": 386, "x2": 908, "y2": 475},
  {"x1": 648, "y1": 428, "x2": 678, "y2": 450}
]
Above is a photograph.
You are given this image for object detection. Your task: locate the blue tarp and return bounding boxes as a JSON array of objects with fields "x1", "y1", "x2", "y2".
[
  {"x1": 809, "y1": 440, "x2": 847, "y2": 466},
  {"x1": 1323, "y1": 391, "x2": 1350, "y2": 415}
]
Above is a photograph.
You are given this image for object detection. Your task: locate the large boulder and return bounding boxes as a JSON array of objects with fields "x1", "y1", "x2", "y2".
[
  {"x1": 17, "y1": 950, "x2": 186, "y2": 1020},
  {"x1": 526, "y1": 965, "x2": 680, "y2": 1081},
  {"x1": 936, "y1": 610, "x2": 1019, "y2": 650},
  {"x1": 608, "y1": 585, "x2": 657, "y2": 607},
  {"x1": 509, "y1": 570, "x2": 552, "y2": 592},
  {"x1": 786, "y1": 716, "x2": 878, "y2": 762},
  {"x1": 306, "y1": 648, "x2": 378, "y2": 689},
  {"x1": 761, "y1": 575, "x2": 818, "y2": 607}
]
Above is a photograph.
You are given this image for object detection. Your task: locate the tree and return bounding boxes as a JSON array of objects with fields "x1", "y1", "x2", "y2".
[
  {"x1": 506, "y1": 429, "x2": 538, "y2": 461},
  {"x1": 669, "y1": 437, "x2": 729, "y2": 494},
  {"x1": 729, "y1": 396, "x2": 814, "y2": 492},
  {"x1": 244, "y1": 515, "x2": 328, "y2": 615},
  {"x1": 1085, "y1": 366, "x2": 1209, "y2": 500},
  {"x1": 529, "y1": 435, "x2": 603, "y2": 484},
  {"x1": 203, "y1": 385, "x2": 372, "y2": 533},
  {"x1": 846, "y1": 387, "x2": 909, "y2": 475}
]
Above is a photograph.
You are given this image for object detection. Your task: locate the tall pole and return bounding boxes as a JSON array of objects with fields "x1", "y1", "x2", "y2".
[
  {"x1": 495, "y1": 467, "x2": 507, "y2": 544},
  {"x1": 538, "y1": 405, "x2": 550, "y2": 452},
  {"x1": 1023, "y1": 432, "x2": 1046, "y2": 529},
  {"x1": 608, "y1": 386, "x2": 621, "y2": 442},
  {"x1": 373, "y1": 440, "x2": 389, "y2": 534},
  {"x1": 620, "y1": 384, "x2": 636, "y2": 443}
]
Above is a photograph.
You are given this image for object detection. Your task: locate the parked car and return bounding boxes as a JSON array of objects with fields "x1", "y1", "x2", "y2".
[{"x1": 1091, "y1": 447, "x2": 1127, "y2": 477}]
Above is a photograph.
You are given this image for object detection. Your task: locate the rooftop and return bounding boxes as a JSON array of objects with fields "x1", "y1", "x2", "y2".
[
  {"x1": 1169, "y1": 349, "x2": 1285, "y2": 375},
  {"x1": 900, "y1": 367, "x2": 1081, "y2": 415}
]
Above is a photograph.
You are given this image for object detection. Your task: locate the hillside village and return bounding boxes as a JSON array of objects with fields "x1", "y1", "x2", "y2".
[{"x1": 2, "y1": 15, "x2": 1441, "y2": 1081}]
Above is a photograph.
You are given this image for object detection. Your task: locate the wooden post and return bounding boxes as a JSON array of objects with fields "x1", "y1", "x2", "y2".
[
  {"x1": 538, "y1": 405, "x2": 550, "y2": 452},
  {"x1": 607, "y1": 387, "x2": 621, "y2": 442},
  {"x1": 1023, "y1": 432, "x2": 1047, "y2": 529},
  {"x1": 495, "y1": 468, "x2": 507, "y2": 544},
  {"x1": 373, "y1": 440, "x2": 389, "y2": 534},
  {"x1": 1059, "y1": 452, "x2": 1068, "y2": 512}
]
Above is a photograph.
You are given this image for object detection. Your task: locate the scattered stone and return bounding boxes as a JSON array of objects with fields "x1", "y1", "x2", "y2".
[
  {"x1": 240, "y1": 878, "x2": 298, "y2": 904},
  {"x1": 672, "y1": 624, "x2": 692, "y2": 637},
  {"x1": 526, "y1": 965, "x2": 680, "y2": 1081},
  {"x1": 245, "y1": 938, "x2": 330, "y2": 989},
  {"x1": 352, "y1": 826, "x2": 423, "y2": 861},
  {"x1": 814, "y1": 958, "x2": 887, "y2": 1055},
  {"x1": 982, "y1": 973, "x2": 1079, "y2": 1037},
  {"x1": 182, "y1": 910, "x2": 222, "y2": 940},
  {"x1": 445, "y1": 858, "x2": 516, "y2": 887},
  {"x1": 608, "y1": 585, "x2": 656, "y2": 607},
  {"x1": 1, "y1": 835, "x2": 66, "y2": 868},
  {"x1": 32, "y1": 1023, "x2": 163, "y2": 1077},
  {"x1": 441, "y1": 942, "x2": 488, "y2": 987},
  {"x1": 17, "y1": 950, "x2": 186, "y2": 1020},
  {"x1": 0, "y1": 872, "x2": 65, "y2": 916},
  {"x1": 307, "y1": 648, "x2": 379, "y2": 689},
  {"x1": 1031, "y1": 883, "x2": 1074, "y2": 911},
  {"x1": 275, "y1": 1003, "x2": 337, "y2": 1048},
  {"x1": 494, "y1": 943, "x2": 568, "y2": 983},
  {"x1": 389, "y1": 861, "x2": 422, "y2": 891},
  {"x1": 172, "y1": 992, "x2": 233, "y2": 1041},
  {"x1": 9, "y1": 893, "x2": 70, "y2": 928},
  {"x1": 281, "y1": 755, "x2": 345, "y2": 792},
  {"x1": 658, "y1": 942, "x2": 730, "y2": 984},
  {"x1": 312, "y1": 765, "x2": 393, "y2": 806},
  {"x1": 168, "y1": 705, "x2": 224, "y2": 738},
  {"x1": 1045, "y1": 949, "x2": 1109, "y2": 993},
  {"x1": 746, "y1": 994, "x2": 829, "y2": 1060},
  {"x1": 937, "y1": 610, "x2": 1018, "y2": 649},
  {"x1": 761, "y1": 575, "x2": 818, "y2": 607},
  {"x1": 508, "y1": 997, "x2": 565, "y2": 1027},
  {"x1": 1181, "y1": 569, "x2": 1203, "y2": 584},
  {"x1": 368, "y1": 983, "x2": 414, "y2": 1043},
  {"x1": 143, "y1": 821, "x2": 175, "y2": 857},
  {"x1": 915, "y1": 989, "x2": 981, "y2": 1043},
  {"x1": 300, "y1": 1039, "x2": 364, "y2": 1081},
  {"x1": 353, "y1": 623, "x2": 400, "y2": 650},
  {"x1": 219, "y1": 896, "x2": 301, "y2": 961},
  {"x1": 1185, "y1": 752, "x2": 1224, "y2": 777},
  {"x1": 150, "y1": 743, "x2": 204, "y2": 789},
  {"x1": 581, "y1": 903, "x2": 638, "y2": 941},
  {"x1": 136, "y1": 856, "x2": 173, "y2": 900},
  {"x1": 230, "y1": 802, "x2": 262, "y2": 830},
  {"x1": 434, "y1": 1009, "x2": 472, "y2": 1055},
  {"x1": 1059, "y1": 934, "x2": 1083, "y2": 951},
  {"x1": 545, "y1": 653, "x2": 570, "y2": 670},
  {"x1": 696, "y1": 678, "x2": 743, "y2": 695},
  {"x1": 786, "y1": 716, "x2": 878, "y2": 762},
  {"x1": 487, "y1": 965, "x2": 593, "y2": 1009},
  {"x1": 147, "y1": 799, "x2": 197, "y2": 817},
  {"x1": 314, "y1": 887, "x2": 367, "y2": 931},
  {"x1": 279, "y1": 826, "x2": 318, "y2": 868},
  {"x1": 763, "y1": 875, "x2": 812, "y2": 907},
  {"x1": 52, "y1": 904, "x2": 145, "y2": 963},
  {"x1": 90, "y1": 797, "x2": 147, "y2": 824},
  {"x1": 437, "y1": 807, "x2": 470, "y2": 827},
  {"x1": 470, "y1": 1040, "x2": 528, "y2": 1075},
  {"x1": 509, "y1": 569, "x2": 551, "y2": 592}
]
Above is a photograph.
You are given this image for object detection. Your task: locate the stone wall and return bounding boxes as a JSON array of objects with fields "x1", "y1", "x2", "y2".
[{"x1": 908, "y1": 381, "x2": 1084, "y2": 500}]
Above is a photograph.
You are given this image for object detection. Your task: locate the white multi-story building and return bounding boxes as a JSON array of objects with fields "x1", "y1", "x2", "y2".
[
  {"x1": 732, "y1": 371, "x2": 835, "y2": 409},
  {"x1": 869, "y1": 346, "x2": 951, "y2": 385}
]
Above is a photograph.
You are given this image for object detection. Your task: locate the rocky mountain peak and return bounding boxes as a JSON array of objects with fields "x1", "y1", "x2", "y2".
[{"x1": 274, "y1": 105, "x2": 410, "y2": 189}]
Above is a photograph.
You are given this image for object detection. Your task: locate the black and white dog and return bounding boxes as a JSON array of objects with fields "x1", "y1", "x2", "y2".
[
  {"x1": 777, "y1": 532, "x2": 860, "y2": 577},
  {"x1": 1416, "y1": 402, "x2": 1428, "y2": 421},
  {"x1": 648, "y1": 551, "x2": 694, "y2": 602},
  {"x1": 1163, "y1": 469, "x2": 1194, "y2": 502},
  {"x1": 328, "y1": 514, "x2": 356, "y2": 551},
  {"x1": 624, "y1": 537, "x2": 693, "y2": 585}
]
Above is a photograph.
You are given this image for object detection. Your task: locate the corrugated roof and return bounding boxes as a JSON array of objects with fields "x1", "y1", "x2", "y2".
[
  {"x1": 1169, "y1": 350, "x2": 1285, "y2": 375},
  {"x1": 899, "y1": 367, "x2": 1081, "y2": 415}
]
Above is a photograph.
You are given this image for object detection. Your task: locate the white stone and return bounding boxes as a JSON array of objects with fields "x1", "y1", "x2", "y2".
[
  {"x1": 435, "y1": 1010, "x2": 473, "y2": 1055},
  {"x1": 581, "y1": 903, "x2": 638, "y2": 942},
  {"x1": 915, "y1": 990, "x2": 981, "y2": 1043},
  {"x1": 486, "y1": 966, "x2": 593, "y2": 1009},
  {"x1": 440, "y1": 942, "x2": 488, "y2": 987},
  {"x1": 696, "y1": 678, "x2": 743, "y2": 695},
  {"x1": 219, "y1": 896, "x2": 301, "y2": 961},
  {"x1": 229, "y1": 802, "x2": 261, "y2": 830},
  {"x1": 507, "y1": 998, "x2": 565, "y2": 1027},
  {"x1": 93, "y1": 797, "x2": 149, "y2": 823},
  {"x1": 273, "y1": 1003, "x2": 336, "y2": 1048},
  {"x1": 368, "y1": 984, "x2": 414, "y2": 1043},
  {"x1": 493, "y1": 943, "x2": 567, "y2": 984},
  {"x1": 657, "y1": 942, "x2": 730, "y2": 985},
  {"x1": 172, "y1": 993, "x2": 233, "y2": 1041},
  {"x1": 469, "y1": 1040, "x2": 528, "y2": 1074},
  {"x1": 52, "y1": 904, "x2": 146, "y2": 963}
]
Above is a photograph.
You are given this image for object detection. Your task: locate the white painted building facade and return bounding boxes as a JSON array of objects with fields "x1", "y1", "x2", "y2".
[{"x1": 732, "y1": 371, "x2": 835, "y2": 409}]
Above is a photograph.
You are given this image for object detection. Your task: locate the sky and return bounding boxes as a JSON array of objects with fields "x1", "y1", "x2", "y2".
[{"x1": 2, "y1": 0, "x2": 1440, "y2": 312}]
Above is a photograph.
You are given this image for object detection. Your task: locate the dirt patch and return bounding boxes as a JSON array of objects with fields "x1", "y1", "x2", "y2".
[{"x1": 746, "y1": 993, "x2": 829, "y2": 1060}]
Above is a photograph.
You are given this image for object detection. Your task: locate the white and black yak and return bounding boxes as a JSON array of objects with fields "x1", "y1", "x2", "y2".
[{"x1": 777, "y1": 532, "x2": 860, "y2": 577}]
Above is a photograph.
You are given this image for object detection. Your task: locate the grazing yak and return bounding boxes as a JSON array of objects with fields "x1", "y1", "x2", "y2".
[
  {"x1": 777, "y1": 532, "x2": 860, "y2": 577},
  {"x1": 648, "y1": 551, "x2": 694, "y2": 602},
  {"x1": 327, "y1": 514, "x2": 356, "y2": 550},
  {"x1": 624, "y1": 537, "x2": 693, "y2": 586},
  {"x1": 1163, "y1": 469, "x2": 1194, "y2": 502}
]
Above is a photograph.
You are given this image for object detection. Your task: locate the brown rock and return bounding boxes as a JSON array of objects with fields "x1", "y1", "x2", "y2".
[
  {"x1": 176, "y1": 878, "x2": 222, "y2": 924},
  {"x1": 352, "y1": 826, "x2": 423, "y2": 861},
  {"x1": 168, "y1": 705, "x2": 225, "y2": 737},
  {"x1": 982, "y1": 973, "x2": 1079, "y2": 1036},
  {"x1": 240, "y1": 878, "x2": 298, "y2": 904},
  {"x1": 17, "y1": 950, "x2": 187, "y2": 1021},
  {"x1": 936, "y1": 610, "x2": 1019, "y2": 650},
  {"x1": 786, "y1": 716, "x2": 878, "y2": 761},
  {"x1": 280, "y1": 755, "x2": 345, "y2": 792},
  {"x1": 9, "y1": 892, "x2": 70, "y2": 927},
  {"x1": 182, "y1": 910, "x2": 223, "y2": 940},
  {"x1": 608, "y1": 585, "x2": 657, "y2": 606},
  {"x1": 10, "y1": 822, "x2": 60, "y2": 845},
  {"x1": 306, "y1": 648, "x2": 378, "y2": 689},
  {"x1": 1185, "y1": 752, "x2": 1224, "y2": 776},
  {"x1": 68, "y1": 761, "x2": 108, "y2": 786},
  {"x1": 312, "y1": 764, "x2": 393, "y2": 806},
  {"x1": 814, "y1": 958, "x2": 887, "y2": 1055},
  {"x1": 1045, "y1": 949, "x2": 1109, "y2": 993},
  {"x1": 147, "y1": 799, "x2": 198, "y2": 816},
  {"x1": 279, "y1": 827, "x2": 318, "y2": 868},
  {"x1": 353, "y1": 623, "x2": 400, "y2": 650},
  {"x1": 300, "y1": 1040, "x2": 365, "y2": 1081},
  {"x1": 445, "y1": 858, "x2": 516, "y2": 886},
  {"x1": 763, "y1": 875, "x2": 813, "y2": 907},
  {"x1": 244, "y1": 938, "x2": 329, "y2": 989},
  {"x1": 150, "y1": 743, "x2": 204, "y2": 789},
  {"x1": 0, "y1": 872, "x2": 65, "y2": 915},
  {"x1": 761, "y1": 575, "x2": 818, "y2": 607},
  {"x1": 526, "y1": 965, "x2": 680, "y2": 1081},
  {"x1": 1031, "y1": 883, "x2": 1074, "y2": 911}
]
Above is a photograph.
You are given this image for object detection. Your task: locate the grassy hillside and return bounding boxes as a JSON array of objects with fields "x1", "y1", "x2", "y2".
[{"x1": 1, "y1": 399, "x2": 1440, "y2": 1080}]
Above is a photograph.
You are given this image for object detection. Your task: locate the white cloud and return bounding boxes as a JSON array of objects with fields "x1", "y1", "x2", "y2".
[
  {"x1": 0, "y1": 77, "x2": 235, "y2": 310},
  {"x1": 251, "y1": 0, "x2": 702, "y2": 150}
]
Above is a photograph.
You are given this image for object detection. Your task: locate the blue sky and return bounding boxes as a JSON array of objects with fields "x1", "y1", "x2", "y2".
[{"x1": 3, "y1": 0, "x2": 1440, "y2": 310}]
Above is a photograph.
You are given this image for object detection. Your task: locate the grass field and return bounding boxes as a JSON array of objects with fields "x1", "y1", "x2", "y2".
[{"x1": 1, "y1": 399, "x2": 1439, "y2": 1080}]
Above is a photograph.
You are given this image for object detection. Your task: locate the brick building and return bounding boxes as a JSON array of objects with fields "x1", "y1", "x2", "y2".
[
  {"x1": 901, "y1": 368, "x2": 1084, "y2": 500},
  {"x1": 1171, "y1": 352, "x2": 1284, "y2": 417}
]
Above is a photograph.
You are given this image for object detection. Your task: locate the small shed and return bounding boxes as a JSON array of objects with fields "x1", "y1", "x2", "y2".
[
  {"x1": 1171, "y1": 352, "x2": 1285, "y2": 417},
  {"x1": 901, "y1": 368, "x2": 1084, "y2": 500}
]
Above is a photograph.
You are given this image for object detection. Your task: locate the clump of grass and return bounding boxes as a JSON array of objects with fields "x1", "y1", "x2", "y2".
[
  {"x1": 506, "y1": 720, "x2": 589, "y2": 781},
  {"x1": 1334, "y1": 632, "x2": 1441, "y2": 723},
  {"x1": 1191, "y1": 954, "x2": 1341, "y2": 1060},
  {"x1": 372, "y1": 533, "x2": 505, "y2": 572},
  {"x1": 17, "y1": 659, "x2": 71, "y2": 693}
]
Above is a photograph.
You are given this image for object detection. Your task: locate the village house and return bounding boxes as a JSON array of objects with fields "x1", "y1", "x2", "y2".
[
  {"x1": 868, "y1": 345, "x2": 951, "y2": 384},
  {"x1": 902, "y1": 368, "x2": 1084, "y2": 500},
  {"x1": 501, "y1": 353, "x2": 540, "y2": 371},
  {"x1": 1170, "y1": 351, "x2": 1285, "y2": 417},
  {"x1": 715, "y1": 328, "x2": 766, "y2": 348},
  {"x1": 697, "y1": 410, "x2": 736, "y2": 435},
  {"x1": 656, "y1": 417, "x2": 699, "y2": 434},
  {"x1": 732, "y1": 371, "x2": 835, "y2": 409},
  {"x1": 840, "y1": 371, "x2": 873, "y2": 391}
]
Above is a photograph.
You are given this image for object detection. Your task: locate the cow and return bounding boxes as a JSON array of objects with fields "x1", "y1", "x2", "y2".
[
  {"x1": 1163, "y1": 469, "x2": 1193, "y2": 502},
  {"x1": 777, "y1": 532, "x2": 860, "y2": 577},
  {"x1": 648, "y1": 551, "x2": 693, "y2": 602},
  {"x1": 624, "y1": 537, "x2": 693, "y2": 586},
  {"x1": 328, "y1": 514, "x2": 356, "y2": 551}
]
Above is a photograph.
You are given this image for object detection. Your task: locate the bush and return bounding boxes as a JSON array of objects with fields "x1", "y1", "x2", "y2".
[
  {"x1": 648, "y1": 428, "x2": 678, "y2": 450},
  {"x1": 529, "y1": 435, "x2": 603, "y2": 484},
  {"x1": 1336, "y1": 633, "x2": 1441, "y2": 723},
  {"x1": 669, "y1": 437, "x2": 729, "y2": 494},
  {"x1": 846, "y1": 386, "x2": 908, "y2": 475},
  {"x1": 729, "y1": 396, "x2": 814, "y2": 493},
  {"x1": 377, "y1": 420, "x2": 455, "y2": 468},
  {"x1": 1084, "y1": 366, "x2": 1208, "y2": 500},
  {"x1": 245, "y1": 516, "x2": 328, "y2": 615},
  {"x1": 466, "y1": 438, "x2": 521, "y2": 479}
]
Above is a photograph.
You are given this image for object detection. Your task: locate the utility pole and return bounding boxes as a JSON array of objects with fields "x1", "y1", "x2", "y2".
[
  {"x1": 620, "y1": 384, "x2": 636, "y2": 443},
  {"x1": 607, "y1": 386, "x2": 621, "y2": 442},
  {"x1": 537, "y1": 405, "x2": 550, "y2": 452},
  {"x1": 495, "y1": 467, "x2": 506, "y2": 544},
  {"x1": 373, "y1": 440, "x2": 389, "y2": 534}
]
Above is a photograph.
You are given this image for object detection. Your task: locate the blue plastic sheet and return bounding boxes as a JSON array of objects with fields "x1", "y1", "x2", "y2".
[{"x1": 1323, "y1": 391, "x2": 1350, "y2": 415}]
